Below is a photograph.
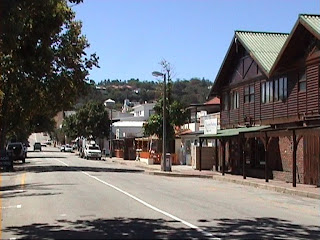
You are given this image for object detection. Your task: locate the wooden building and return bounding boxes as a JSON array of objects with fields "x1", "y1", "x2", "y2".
[{"x1": 204, "y1": 14, "x2": 320, "y2": 186}]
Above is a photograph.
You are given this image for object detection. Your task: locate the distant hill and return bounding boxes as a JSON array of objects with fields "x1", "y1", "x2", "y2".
[{"x1": 75, "y1": 78, "x2": 212, "y2": 110}]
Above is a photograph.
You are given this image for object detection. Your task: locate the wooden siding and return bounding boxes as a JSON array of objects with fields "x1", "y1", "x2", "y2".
[
  {"x1": 306, "y1": 65, "x2": 319, "y2": 115},
  {"x1": 221, "y1": 63, "x2": 320, "y2": 128},
  {"x1": 303, "y1": 135, "x2": 320, "y2": 185},
  {"x1": 287, "y1": 72, "x2": 298, "y2": 117},
  {"x1": 221, "y1": 110, "x2": 229, "y2": 126},
  {"x1": 220, "y1": 47, "x2": 319, "y2": 129},
  {"x1": 230, "y1": 108, "x2": 239, "y2": 125},
  {"x1": 254, "y1": 81, "x2": 261, "y2": 121}
]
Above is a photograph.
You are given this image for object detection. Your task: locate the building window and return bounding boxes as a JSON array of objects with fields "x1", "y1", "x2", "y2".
[
  {"x1": 223, "y1": 93, "x2": 229, "y2": 110},
  {"x1": 278, "y1": 77, "x2": 288, "y2": 100},
  {"x1": 244, "y1": 85, "x2": 254, "y2": 103},
  {"x1": 231, "y1": 90, "x2": 239, "y2": 109},
  {"x1": 298, "y1": 71, "x2": 306, "y2": 92},
  {"x1": 261, "y1": 76, "x2": 287, "y2": 103},
  {"x1": 274, "y1": 79, "x2": 279, "y2": 101},
  {"x1": 261, "y1": 81, "x2": 273, "y2": 103}
]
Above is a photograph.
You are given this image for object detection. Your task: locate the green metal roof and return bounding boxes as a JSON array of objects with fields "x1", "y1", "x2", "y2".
[
  {"x1": 300, "y1": 14, "x2": 320, "y2": 38},
  {"x1": 235, "y1": 31, "x2": 289, "y2": 75},
  {"x1": 199, "y1": 125, "x2": 270, "y2": 139}
]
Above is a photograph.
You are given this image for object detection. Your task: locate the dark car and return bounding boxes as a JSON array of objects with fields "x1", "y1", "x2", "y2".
[
  {"x1": 6, "y1": 142, "x2": 25, "y2": 163},
  {"x1": 34, "y1": 142, "x2": 42, "y2": 151}
]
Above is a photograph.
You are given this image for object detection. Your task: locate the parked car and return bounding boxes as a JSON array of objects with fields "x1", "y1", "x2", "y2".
[
  {"x1": 84, "y1": 144, "x2": 102, "y2": 160},
  {"x1": 6, "y1": 142, "x2": 25, "y2": 163},
  {"x1": 34, "y1": 142, "x2": 42, "y2": 151},
  {"x1": 45, "y1": 140, "x2": 52, "y2": 145},
  {"x1": 60, "y1": 144, "x2": 73, "y2": 152}
]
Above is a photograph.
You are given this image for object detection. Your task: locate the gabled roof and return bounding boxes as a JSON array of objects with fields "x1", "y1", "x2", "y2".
[
  {"x1": 270, "y1": 14, "x2": 320, "y2": 75},
  {"x1": 235, "y1": 31, "x2": 289, "y2": 76},
  {"x1": 300, "y1": 14, "x2": 320, "y2": 38},
  {"x1": 209, "y1": 31, "x2": 288, "y2": 97},
  {"x1": 205, "y1": 97, "x2": 220, "y2": 105}
]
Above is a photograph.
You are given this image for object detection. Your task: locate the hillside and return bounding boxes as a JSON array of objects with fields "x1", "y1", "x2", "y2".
[{"x1": 75, "y1": 78, "x2": 213, "y2": 110}]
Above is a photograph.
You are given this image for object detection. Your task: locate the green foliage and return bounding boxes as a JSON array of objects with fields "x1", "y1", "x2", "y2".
[
  {"x1": 62, "y1": 101, "x2": 110, "y2": 140},
  {"x1": 143, "y1": 60, "x2": 189, "y2": 141},
  {"x1": 62, "y1": 114, "x2": 78, "y2": 140},
  {"x1": 0, "y1": 0, "x2": 98, "y2": 147},
  {"x1": 143, "y1": 99, "x2": 188, "y2": 140},
  {"x1": 85, "y1": 77, "x2": 211, "y2": 110}
]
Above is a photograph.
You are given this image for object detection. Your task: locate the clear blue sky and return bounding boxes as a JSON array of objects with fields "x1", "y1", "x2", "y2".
[{"x1": 73, "y1": 0, "x2": 319, "y2": 83}]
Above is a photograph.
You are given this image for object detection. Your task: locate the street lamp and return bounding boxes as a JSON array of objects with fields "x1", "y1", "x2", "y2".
[
  {"x1": 104, "y1": 98, "x2": 115, "y2": 158},
  {"x1": 152, "y1": 71, "x2": 169, "y2": 171}
]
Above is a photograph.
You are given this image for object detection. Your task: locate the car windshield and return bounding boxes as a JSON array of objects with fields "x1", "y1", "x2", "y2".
[
  {"x1": 7, "y1": 143, "x2": 21, "y2": 150},
  {"x1": 89, "y1": 146, "x2": 100, "y2": 150}
]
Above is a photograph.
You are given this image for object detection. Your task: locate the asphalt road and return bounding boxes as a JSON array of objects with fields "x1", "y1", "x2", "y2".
[{"x1": 1, "y1": 135, "x2": 319, "y2": 239}]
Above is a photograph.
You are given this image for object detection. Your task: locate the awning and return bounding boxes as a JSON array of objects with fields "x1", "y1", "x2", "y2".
[{"x1": 199, "y1": 125, "x2": 271, "y2": 139}]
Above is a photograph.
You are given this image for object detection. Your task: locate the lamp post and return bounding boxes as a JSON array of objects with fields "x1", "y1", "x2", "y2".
[
  {"x1": 104, "y1": 98, "x2": 115, "y2": 158},
  {"x1": 152, "y1": 71, "x2": 168, "y2": 171}
]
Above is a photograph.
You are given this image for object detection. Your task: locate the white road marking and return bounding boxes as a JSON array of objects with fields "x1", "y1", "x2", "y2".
[
  {"x1": 54, "y1": 159, "x2": 219, "y2": 239},
  {"x1": 1, "y1": 205, "x2": 22, "y2": 209},
  {"x1": 55, "y1": 159, "x2": 69, "y2": 166},
  {"x1": 3, "y1": 190, "x2": 25, "y2": 193}
]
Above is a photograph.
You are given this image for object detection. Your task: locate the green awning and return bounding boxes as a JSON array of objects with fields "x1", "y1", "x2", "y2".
[{"x1": 199, "y1": 125, "x2": 271, "y2": 139}]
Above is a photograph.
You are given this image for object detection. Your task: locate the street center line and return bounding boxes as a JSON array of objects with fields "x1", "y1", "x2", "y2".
[
  {"x1": 81, "y1": 171, "x2": 217, "y2": 239},
  {"x1": 21, "y1": 173, "x2": 26, "y2": 188}
]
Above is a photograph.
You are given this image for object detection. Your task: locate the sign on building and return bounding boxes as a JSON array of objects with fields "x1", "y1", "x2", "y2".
[{"x1": 204, "y1": 118, "x2": 218, "y2": 135}]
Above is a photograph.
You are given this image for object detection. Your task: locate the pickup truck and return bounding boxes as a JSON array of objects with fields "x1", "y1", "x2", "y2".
[{"x1": 84, "y1": 144, "x2": 102, "y2": 160}]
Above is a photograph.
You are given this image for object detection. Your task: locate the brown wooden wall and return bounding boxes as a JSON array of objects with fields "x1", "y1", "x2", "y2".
[
  {"x1": 221, "y1": 61, "x2": 320, "y2": 128},
  {"x1": 306, "y1": 65, "x2": 319, "y2": 115},
  {"x1": 303, "y1": 135, "x2": 319, "y2": 185}
]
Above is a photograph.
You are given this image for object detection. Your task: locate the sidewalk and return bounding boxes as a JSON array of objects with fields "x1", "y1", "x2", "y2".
[{"x1": 106, "y1": 157, "x2": 320, "y2": 200}]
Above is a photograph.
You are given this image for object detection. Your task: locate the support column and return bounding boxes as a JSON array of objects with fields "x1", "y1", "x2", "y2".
[
  {"x1": 199, "y1": 138, "x2": 202, "y2": 171},
  {"x1": 222, "y1": 139, "x2": 225, "y2": 176},
  {"x1": 292, "y1": 130, "x2": 297, "y2": 187},
  {"x1": 264, "y1": 133, "x2": 269, "y2": 183},
  {"x1": 242, "y1": 139, "x2": 246, "y2": 179},
  {"x1": 215, "y1": 138, "x2": 218, "y2": 172}
]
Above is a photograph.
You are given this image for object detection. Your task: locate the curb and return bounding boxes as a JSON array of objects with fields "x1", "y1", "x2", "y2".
[
  {"x1": 147, "y1": 170, "x2": 319, "y2": 200},
  {"x1": 108, "y1": 159, "x2": 319, "y2": 200},
  {"x1": 148, "y1": 171, "x2": 213, "y2": 179}
]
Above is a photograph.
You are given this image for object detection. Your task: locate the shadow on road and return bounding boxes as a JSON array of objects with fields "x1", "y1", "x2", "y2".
[
  {"x1": 28, "y1": 150, "x2": 61, "y2": 153},
  {"x1": 0, "y1": 183, "x2": 67, "y2": 199},
  {"x1": 15, "y1": 165, "x2": 144, "y2": 174},
  {"x1": 3, "y1": 217, "x2": 320, "y2": 239},
  {"x1": 24, "y1": 156, "x2": 67, "y2": 159},
  {"x1": 204, "y1": 217, "x2": 320, "y2": 239}
]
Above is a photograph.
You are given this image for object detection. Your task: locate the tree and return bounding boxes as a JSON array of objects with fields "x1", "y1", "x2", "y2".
[
  {"x1": 0, "y1": 0, "x2": 98, "y2": 147},
  {"x1": 62, "y1": 101, "x2": 110, "y2": 140},
  {"x1": 143, "y1": 99, "x2": 187, "y2": 141},
  {"x1": 143, "y1": 60, "x2": 188, "y2": 147}
]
